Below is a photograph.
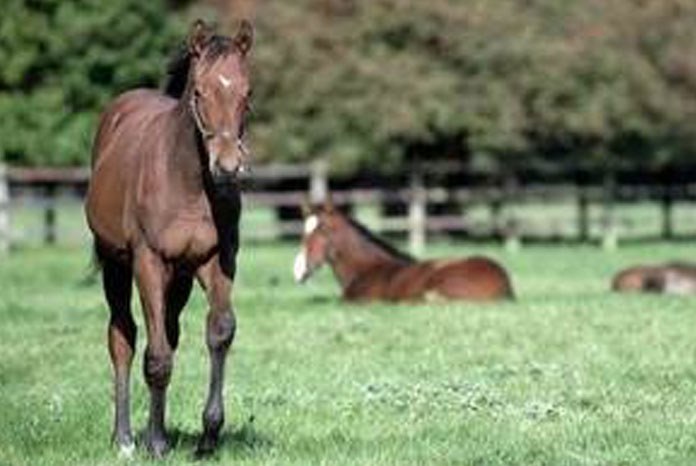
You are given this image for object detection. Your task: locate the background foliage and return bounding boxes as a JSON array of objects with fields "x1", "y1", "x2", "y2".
[
  {"x1": 0, "y1": 0, "x2": 183, "y2": 166},
  {"x1": 1, "y1": 0, "x2": 696, "y2": 173},
  {"x1": 251, "y1": 0, "x2": 696, "y2": 172}
]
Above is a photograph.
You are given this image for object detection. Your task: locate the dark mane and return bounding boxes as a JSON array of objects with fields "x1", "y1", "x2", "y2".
[
  {"x1": 163, "y1": 35, "x2": 237, "y2": 99},
  {"x1": 346, "y1": 216, "x2": 415, "y2": 263},
  {"x1": 164, "y1": 43, "x2": 190, "y2": 98}
]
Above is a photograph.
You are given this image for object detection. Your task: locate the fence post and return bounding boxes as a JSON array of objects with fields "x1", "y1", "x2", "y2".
[
  {"x1": 577, "y1": 188, "x2": 590, "y2": 242},
  {"x1": 504, "y1": 218, "x2": 521, "y2": 252},
  {"x1": 408, "y1": 168, "x2": 426, "y2": 256},
  {"x1": 0, "y1": 164, "x2": 8, "y2": 253},
  {"x1": 44, "y1": 184, "x2": 57, "y2": 245},
  {"x1": 601, "y1": 172, "x2": 617, "y2": 250},
  {"x1": 490, "y1": 193, "x2": 503, "y2": 238},
  {"x1": 503, "y1": 173, "x2": 521, "y2": 251},
  {"x1": 309, "y1": 159, "x2": 328, "y2": 203},
  {"x1": 661, "y1": 186, "x2": 674, "y2": 240}
]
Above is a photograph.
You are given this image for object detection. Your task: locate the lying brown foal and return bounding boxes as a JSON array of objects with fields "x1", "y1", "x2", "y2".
[
  {"x1": 293, "y1": 200, "x2": 514, "y2": 302},
  {"x1": 612, "y1": 262, "x2": 696, "y2": 295}
]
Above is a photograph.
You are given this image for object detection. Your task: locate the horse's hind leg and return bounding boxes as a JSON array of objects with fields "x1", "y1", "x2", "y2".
[
  {"x1": 102, "y1": 256, "x2": 136, "y2": 455},
  {"x1": 195, "y1": 255, "x2": 236, "y2": 455}
]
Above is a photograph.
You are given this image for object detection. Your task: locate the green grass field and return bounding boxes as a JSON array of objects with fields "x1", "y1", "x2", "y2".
[{"x1": 1, "y1": 242, "x2": 696, "y2": 465}]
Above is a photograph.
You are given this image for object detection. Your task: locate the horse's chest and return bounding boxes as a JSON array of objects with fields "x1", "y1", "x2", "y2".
[{"x1": 155, "y1": 213, "x2": 218, "y2": 262}]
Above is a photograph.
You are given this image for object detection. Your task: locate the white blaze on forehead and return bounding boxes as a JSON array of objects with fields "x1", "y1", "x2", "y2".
[
  {"x1": 304, "y1": 215, "x2": 319, "y2": 235},
  {"x1": 218, "y1": 74, "x2": 232, "y2": 88},
  {"x1": 293, "y1": 249, "x2": 308, "y2": 283}
]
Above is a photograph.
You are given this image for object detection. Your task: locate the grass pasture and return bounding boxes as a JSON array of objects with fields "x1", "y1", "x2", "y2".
[{"x1": 1, "y1": 242, "x2": 696, "y2": 465}]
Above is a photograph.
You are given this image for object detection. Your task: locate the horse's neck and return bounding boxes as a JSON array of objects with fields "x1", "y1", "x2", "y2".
[
  {"x1": 328, "y1": 223, "x2": 407, "y2": 291},
  {"x1": 166, "y1": 95, "x2": 207, "y2": 196}
]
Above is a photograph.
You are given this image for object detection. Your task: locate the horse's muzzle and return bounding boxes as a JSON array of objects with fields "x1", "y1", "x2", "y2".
[{"x1": 210, "y1": 159, "x2": 249, "y2": 184}]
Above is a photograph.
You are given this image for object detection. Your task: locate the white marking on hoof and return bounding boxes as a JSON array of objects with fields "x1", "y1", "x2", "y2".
[
  {"x1": 118, "y1": 442, "x2": 135, "y2": 459},
  {"x1": 293, "y1": 249, "x2": 308, "y2": 283},
  {"x1": 304, "y1": 215, "x2": 319, "y2": 234}
]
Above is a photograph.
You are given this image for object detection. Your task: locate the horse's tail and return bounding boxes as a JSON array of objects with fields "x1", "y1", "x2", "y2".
[{"x1": 79, "y1": 241, "x2": 102, "y2": 287}]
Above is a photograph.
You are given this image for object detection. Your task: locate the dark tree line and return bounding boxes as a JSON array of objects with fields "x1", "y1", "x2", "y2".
[
  {"x1": 1, "y1": 0, "x2": 696, "y2": 174},
  {"x1": 250, "y1": 0, "x2": 696, "y2": 173}
]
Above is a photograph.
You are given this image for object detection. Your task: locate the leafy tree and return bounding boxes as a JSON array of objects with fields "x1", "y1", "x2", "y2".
[
  {"x1": 248, "y1": 0, "x2": 696, "y2": 173},
  {"x1": 0, "y1": 0, "x2": 184, "y2": 165},
  {"x1": 2, "y1": 0, "x2": 696, "y2": 175}
]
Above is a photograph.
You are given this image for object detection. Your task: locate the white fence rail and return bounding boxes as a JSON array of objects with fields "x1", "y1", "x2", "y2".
[{"x1": 2, "y1": 164, "x2": 696, "y2": 253}]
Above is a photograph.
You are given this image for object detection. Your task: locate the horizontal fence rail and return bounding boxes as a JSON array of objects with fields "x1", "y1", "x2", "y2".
[{"x1": 2, "y1": 163, "x2": 696, "y2": 252}]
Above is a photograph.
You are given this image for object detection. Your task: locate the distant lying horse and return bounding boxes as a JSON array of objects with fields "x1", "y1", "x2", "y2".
[
  {"x1": 293, "y1": 201, "x2": 514, "y2": 302},
  {"x1": 85, "y1": 20, "x2": 253, "y2": 457},
  {"x1": 612, "y1": 262, "x2": 696, "y2": 295}
]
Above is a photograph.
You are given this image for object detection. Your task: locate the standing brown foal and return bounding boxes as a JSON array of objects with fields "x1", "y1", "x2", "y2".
[
  {"x1": 293, "y1": 200, "x2": 514, "y2": 302},
  {"x1": 85, "y1": 20, "x2": 253, "y2": 457}
]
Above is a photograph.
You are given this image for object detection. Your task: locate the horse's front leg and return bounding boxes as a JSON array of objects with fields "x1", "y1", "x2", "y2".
[
  {"x1": 195, "y1": 255, "x2": 236, "y2": 455},
  {"x1": 134, "y1": 247, "x2": 174, "y2": 458}
]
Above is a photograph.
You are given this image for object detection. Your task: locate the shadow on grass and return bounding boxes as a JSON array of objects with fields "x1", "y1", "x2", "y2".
[
  {"x1": 308, "y1": 295, "x2": 335, "y2": 305},
  {"x1": 137, "y1": 416, "x2": 272, "y2": 461}
]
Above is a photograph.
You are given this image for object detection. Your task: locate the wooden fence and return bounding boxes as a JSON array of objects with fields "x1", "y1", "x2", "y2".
[{"x1": 1, "y1": 163, "x2": 696, "y2": 253}]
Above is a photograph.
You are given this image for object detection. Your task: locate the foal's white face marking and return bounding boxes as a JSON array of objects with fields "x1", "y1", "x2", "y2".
[
  {"x1": 294, "y1": 215, "x2": 320, "y2": 283},
  {"x1": 304, "y1": 215, "x2": 319, "y2": 235},
  {"x1": 293, "y1": 250, "x2": 307, "y2": 283}
]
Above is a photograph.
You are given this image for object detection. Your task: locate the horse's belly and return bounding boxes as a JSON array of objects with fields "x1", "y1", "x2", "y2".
[{"x1": 384, "y1": 265, "x2": 433, "y2": 300}]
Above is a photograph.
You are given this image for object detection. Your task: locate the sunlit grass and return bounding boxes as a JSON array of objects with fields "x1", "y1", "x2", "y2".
[{"x1": 1, "y1": 242, "x2": 696, "y2": 465}]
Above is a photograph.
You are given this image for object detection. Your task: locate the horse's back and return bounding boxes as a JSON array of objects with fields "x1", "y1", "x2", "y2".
[
  {"x1": 355, "y1": 256, "x2": 514, "y2": 302},
  {"x1": 91, "y1": 89, "x2": 176, "y2": 166},
  {"x1": 422, "y1": 256, "x2": 514, "y2": 301},
  {"x1": 86, "y1": 89, "x2": 177, "y2": 252}
]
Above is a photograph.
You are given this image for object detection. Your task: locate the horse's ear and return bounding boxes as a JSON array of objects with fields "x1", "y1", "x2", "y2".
[
  {"x1": 234, "y1": 20, "x2": 254, "y2": 56},
  {"x1": 188, "y1": 19, "x2": 213, "y2": 58}
]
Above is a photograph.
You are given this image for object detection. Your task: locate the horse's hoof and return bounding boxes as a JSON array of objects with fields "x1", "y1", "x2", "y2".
[
  {"x1": 145, "y1": 435, "x2": 170, "y2": 459},
  {"x1": 195, "y1": 435, "x2": 218, "y2": 458}
]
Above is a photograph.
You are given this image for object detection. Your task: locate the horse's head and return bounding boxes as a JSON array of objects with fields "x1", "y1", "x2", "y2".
[
  {"x1": 293, "y1": 198, "x2": 341, "y2": 283},
  {"x1": 187, "y1": 20, "x2": 253, "y2": 180}
]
